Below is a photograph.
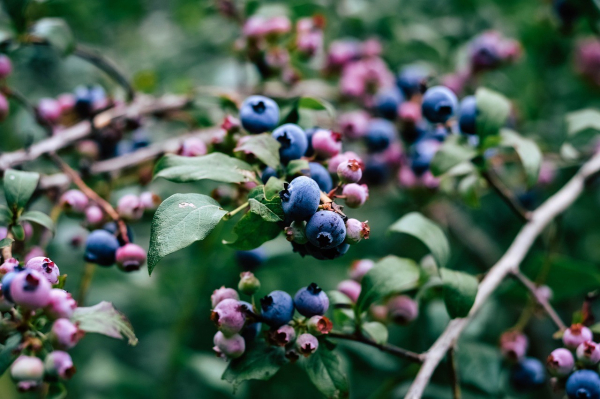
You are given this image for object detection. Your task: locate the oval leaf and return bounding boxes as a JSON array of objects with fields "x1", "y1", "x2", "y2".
[
  {"x1": 566, "y1": 108, "x2": 600, "y2": 137},
  {"x1": 31, "y1": 18, "x2": 75, "y2": 56},
  {"x1": 430, "y1": 135, "x2": 477, "y2": 177},
  {"x1": 154, "y1": 153, "x2": 255, "y2": 184},
  {"x1": 388, "y1": 212, "x2": 450, "y2": 269},
  {"x1": 0, "y1": 237, "x2": 13, "y2": 248},
  {"x1": 225, "y1": 212, "x2": 281, "y2": 250},
  {"x1": 301, "y1": 344, "x2": 349, "y2": 399},
  {"x1": 234, "y1": 133, "x2": 281, "y2": 169},
  {"x1": 222, "y1": 341, "x2": 286, "y2": 389},
  {"x1": 19, "y1": 210, "x2": 55, "y2": 234},
  {"x1": 500, "y1": 129, "x2": 542, "y2": 187},
  {"x1": 4, "y1": 169, "x2": 40, "y2": 213},
  {"x1": 264, "y1": 177, "x2": 285, "y2": 201},
  {"x1": 148, "y1": 193, "x2": 227, "y2": 274},
  {"x1": 361, "y1": 321, "x2": 388, "y2": 345},
  {"x1": 475, "y1": 87, "x2": 511, "y2": 139},
  {"x1": 71, "y1": 301, "x2": 138, "y2": 345},
  {"x1": 440, "y1": 268, "x2": 478, "y2": 319},
  {"x1": 0, "y1": 333, "x2": 21, "y2": 375}
]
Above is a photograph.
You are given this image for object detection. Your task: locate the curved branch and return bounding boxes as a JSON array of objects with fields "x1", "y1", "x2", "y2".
[
  {"x1": 327, "y1": 332, "x2": 424, "y2": 363},
  {"x1": 481, "y1": 169, "x2": 531, "y2": 222},
  {"x1": 405, "y1": 151, "x2": 600, "y2": 398}
]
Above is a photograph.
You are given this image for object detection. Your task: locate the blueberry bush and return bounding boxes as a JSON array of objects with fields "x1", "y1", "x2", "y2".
[{"x1": 1, "y1": 0, "x2": 600, "y2": 398}]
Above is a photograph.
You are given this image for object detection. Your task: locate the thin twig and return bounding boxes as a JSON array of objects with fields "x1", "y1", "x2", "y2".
[
  {"x1": 448, "y1": 346, "x2": 461, "y2": 399},
  {"x1": 327, "y1": 331, "x2": 424, "y2": 363},
  {"x1": 481, "y1": 169, "x2": 531, "y2": 222}
]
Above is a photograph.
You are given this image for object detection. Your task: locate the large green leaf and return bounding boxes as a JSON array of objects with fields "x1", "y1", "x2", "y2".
[
  {"x1": 154, "y1": 153, "x2": 255, "y2": 184},
  {"x1": 356, "y1": 256, "x2": 420, "y2": 313},
  {"x1": 147, "y1": 193, "x2": 227, "y2": 274},
  {"x1": 72, "y1": 301, "x2": 138, "y2": 345},
  {"x1": 234, "y1": 133, "x2": 281, "y2": 169},
  {"x1": 457, "y1": 342, "x2": 502, "y2": 395},
  {"x1": 475, "y1": 87, "x2": 511, "y2": 139},
  {"x1": 264, "y1": 177, "x2": 285, "y2": 201},
  {"x1": 430, "y1": 135, "x2": 477, "y2": 177},
  {"x1": 0, "y1": 333, "x2": 21, "y2": 375},
  {"x1": 19, "y1": 210, "x2": 55, "y2": 234},
  {"x1": 361, "y1": 322, "x2": 388, "y2": 345},
  {"x1": 566, "y1": 108, "x2": 600, "y2": 137},
  {"x1": 500, "y1": 129, "x2": 542, "y2": 187},
  {"x1": 225, "y1": 211, "x2": 281, "y2": 250},
  {"x1": 222, "y1": 341, "x2": 286, "y2": 388},
  {"x1": 440, "y1": 268, "x2": 478, "y2": 318},
  {"x1": 4, "y1": 169, "x2": 39, "y2": 213},
  {"x1": 31, "y1": 18, "x2": 75, "y2": 56},
  {"x1": 301, "y1": 344, "x2": 349, "y2": 399},
  {"x1": 388, "y1": 212, "x2": 450, "y2": 269}
]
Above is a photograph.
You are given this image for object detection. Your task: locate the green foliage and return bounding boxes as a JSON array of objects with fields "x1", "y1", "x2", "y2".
[
  {"x1": 3, "y1": 169, "x2": 39, "y2": 214},
  {"x1": 19, "y1": 210, "x2": 55, "y2": 234},
  {"x1": 475, "y1": 87, "x2": 511, "y2": 140},
  {"x1": 430, "y1": 135, "x2": 477, "y2": 177},
  {"x1": 31, "y1": 18, "x2": 75, "y2": 55},
  {"x1": 440, "y1": 268, "x2": 478, "y2": 319},
  {"x1": 0, "y1": 333, "x2": 21, "y2": 375},
  {"x1": 222, "y1": 341, "x2": 287, "y2": 389},
  {"x1": 234, "y1": 133, "x2": 281, "y2": 169},
  {"x1": 301, "y1": 343, "x2": 349, "y2": 399},
  {"x1": 71, "y1": 301, "x2": 138, "y2": 346},
  {"x1": 500, "y1": 129, "x2": 542, "y2": 187},
  {"x1": 361, "y1": 322, "x2": 388, "y2": 345},
  {"x1": 154, "y1": 153, "x2": 256, "y2": 184}
]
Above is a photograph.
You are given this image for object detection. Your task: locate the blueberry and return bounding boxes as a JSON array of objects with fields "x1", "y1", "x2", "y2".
[
  {"x1": 306, "y1": 211, "x2": 346, "y2": 249},
  {"x1": 362, "y1": 158, "x2": 390, "y2": 185},
  {"x1": 280, "y1": 176, "x2": 321, "y2": 221},
  {"x1": 272, "y1": 124, "x2": 308, "y2": 164},
  {"x1": 304, "y1": 127, "x2": 317, "y2": 157},
  {"x1": 365, "y1": 119, "x2": 396, "y2": 153},
  {"x1": 410, "y1": 139, "x2": 440, "y2": 176},
  {"x1": 305, "y1": 242, "x2": 350, "y2": 260},
  {"x1": 374, "y1": 87, "x2": 404, "y2": 120},
  {"x1": 240, "y1": 95, "x2": 280, "y2": 134},
  {"x1": 294, "y1": 283, "x2": 330, "y2": 317},
  {"x1": 511, "y1": 357, "x2": 546, "y2": 390},
  {"x1": 421, "y1": 86, "x2": 458, "y2": 124},
  {"x1": 396, "y1": 65, "x2": 429, "y2": 98},
  {"x1": 1, "y1": 270, "x2": 20, "y2": 302},
  {"x1": 84, "y1": 230, "x2": 120, "y2": 266},
  {"x1": 239, "y1": 301, "x2": 261, "y2": 341},
  {"x1": 74, "y1": 86, "x2": 93, "y2": 118},
  {"x1": 261, "y1": 167, "x2": 279, "y2": 184},
  {"x1": 566, "y1": 370, "x2": 600, "y2": 399},
  {"x1": 260, "y1": 290, "x2": 295, "y2": 328},
  {"x1": 131, "y1": 129, "x2": 151, "y2": 150},
  {"x1": 308, "y1": 162, "x2": 333, "y2": 192},
  {"x1": 458, "y1": 95, "x2": 477, "y2": 135},
  {"x1": 102, "y1": 222, "x2": 134, "y2": 245},
  {"x1": 235, "y1": 248, "x2": 267, "y2": 271}
]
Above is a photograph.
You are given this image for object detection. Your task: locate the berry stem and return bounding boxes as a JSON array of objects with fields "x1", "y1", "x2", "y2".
[
  {"x1": 327, "y1": 331, "x2": 424, "y2": 363},
  {"x1": 481, "y1": 169, "x2": 531, "y2": 222},
  {"x1": 224, "y1": 202, "x2": 249, "y2": 220},
  {"x1": 448, "y1": 346, "x2": 461, "y2": 399}
]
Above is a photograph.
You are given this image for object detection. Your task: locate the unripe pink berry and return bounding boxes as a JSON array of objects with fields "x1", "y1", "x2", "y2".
[
  {"x1": 398, "y1": 167, "x2": 418, "y2": 188},
  {"x1": 44, "y1": 351, "x2": 75, "y2": 380},
  {"x1": 221, "y1": 115, "x2": 240, "y2": 133},
  {"x1": 328, "y1": 151, "x2": 362, "y2": 174},
  {"x1": 117, "y1": 194, "x2": 143, "y2": 220},
  {"x1": 338, "y1": 111, "x2": 369, "y2": 139},
  {"x1": 211, "y1": 286, "x2": 239, "y2": 308},
  {"x1": 46, "y1": 289, "x2": 77, "y2": 319},
  {"x1": 361, "y1": 38, "x2": 382, "y2": 58},
  {"x1": 0, "y1": 55, "x2": 12, "y2": 79},
  {"x1": 268, "y1": 324, "x2": 296, "y2": 347},
  {"x1": 342, "y1": 183, "x2": 368, "y2": 208},
  {"x1": 307, "y1": 315, "x2": 333, "y2": 335},
  {"x1": 178, "y1": 137, "x2": 207, "y2": 157},
  {"x1": 25, "y1": 256, "x2": 60, "y2": 284},
  {"x1": 387, "y1": 295, "x2": 419, "y2": 325},
  {"x1": 11, "y1": 355, "x2": 44, "y2": 382},
  {"x1": 296, "y1": 333, "x2": 319, "y2": 357},
  {"x1": 337, "y1": 279, "x2": 361, "y2": 302},
  {"x1": 11, "y1": 270, "x2": 52, "y2": 309},
  {"x1": 60, "y1": 189, "x2": 89, "y2": 212},
  {"x1": 76, "y1": 140, "x2": 100, "y2": 159},
  {"x1": 311, "y1": 129, "x2": 342, "y2": 158},
  {"x1": 139, "y1": 192, "x2": 161, "y2": 210},
  {"x1": 22, "y1": 221, "x2": 33, "y2": 240},
  {"x1": 243, "y1": 16, "x2": 268, "y2": 38},
  {"x1": 370, "y1": 304, "x2": 388, "y2": 322},
  {"x1": 399, "y1": 102, "x2": 422, "y2": 124},
  {"x1": 547, "y1": 348, "x2": 575, "y2": 377},
  {"x1": 350, "y1": 259, "x2": 374, "y2": 281},
  {"x1": 115, "y1": 243, "x2": 147, "y2": 272},
  {"x1": 56, "y1": 93, "x2": 75, "y2": 114},
  {"x1": 37, "y1": 98, "x2": 61, "y2": 123},
  {"x1": 51, "y1": 318, "x2": 84, "y2": 349},
  {"x1": 337, "y1": 159, "x2": 363, "y2": 183},
  {"x1": 265, "y1": 16, "x2": 292, "y2": 36},
  {"x1": 85, "y1": 205, "x2": 104, "y2": 225},
  {"x1": 535, "y1": 285, "x2": 553, "y2": 303},
  {"x1": 499, "y1": 330, "x2": 529, "y2": 361},
  {"x1": 420, "y1": 171, "x2": 440, "y2": 189},
  {"x1": 211, "y1": 298, "x2": 246, "y2": 337},
  {"x1": 0, "y1": 258, "x2": 19, "y2": 276},
  {"x1": 345, "y1": 218, "x2": 370, "y2": 244},
  {"x1": 213, "y1": 331, "x2": 245, "y2": 359},
  {"x1": 563, "y1": 324, "x2": 593, "y2": 349},
  {"x1": 577, "y1": 341, "x2": 600, "y2": 366}
]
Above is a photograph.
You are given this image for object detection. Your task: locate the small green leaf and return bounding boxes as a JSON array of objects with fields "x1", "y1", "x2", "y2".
[
  {"x1": 225, "y1": 212, "x2": 281, "y2": 250},
  {"x1": 31, "y1": 18, "x2": 75, "y2": 56},
  {"x1": 154, "y1": 153, "x2": 255, "y2": 184},
  {"x1": 566, "y1": 108, "x2": 600, "y2": 137},
  {"x1": 71, "y1": 301, "x2": 138, "y2": 345},
  {"x1": 475, "y1": 87, "x2": 511, "y2": 139},
  {"x1": 19, "y1": 210, "x2": 55, "y2": 234},
  {"x1": 298, "y1": 97, "x2": 336, "y2": 119},
  {"x1": 430, "y1": 135, "x2": 477, "y2": 177},
  {"x1": 361, "y1": 322, "x2": 388, "y2": 345},
  {"x1": 147, "y1": 193, "x2": 227, "y2": 274},
  {"x1": 301, "y1": 344, "x2": 349, "y2": 399},
  {"x1": 356, "y1": 256, "x2": 420, "y2": 313},
  {"x1": 47, "y1": 382, "x2": 67, "y2": 399},
  {"x1": 388, "y1": 212, "x2": 450, "y2": 269},
  {"x1": 458, "y1": 173, "x2": 481, "y2": 208},
  {"x1": 0, "y1": 237, "x2": 13, "y2": 248},
  {"x1": 11, "y1": 224, "x2": 24, "y2": 240},
  {"x1": 500, "y1": 129, "x2": 542, "y2": 187},
  {"x1": 286, "y1": 159, "x2": 309, "y2": 177},
  {"x1": 4, "y1": 169, "x2": 39, "y2": 213},
  {"x1": 0, "y1": 333, "x2": 21, "y2": 375},
  {"x1": 440, "y1": 268, "x2": 478, "y2": 319},
  {"x1": 248, "y1": 199, "x2": 282, "y2": 222},
  {"x1": 264, "y1": 177, "x2": 285, "y2": 201},
  {"x1": 222, "y1": 341, "x2": 286, "y2": 388},
  {"x1": 234, "y1": 133, "x2": 281, "y2": 169}
]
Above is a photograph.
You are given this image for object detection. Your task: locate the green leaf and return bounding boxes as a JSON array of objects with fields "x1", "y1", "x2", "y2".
[
  {"x1": 388, "y1": 212, "x2": 450, "y2": 269},
  {"x1": 440, "y1": 268, "x2": 478, "y2": 318},
  {"x1": 457, "y1": 342, "x2": 502, "y2": 395},
  {"x1": 0, "y1": 237, "x2": 13, "y2": 248},
  {"x1": 11, "y1": 224, "x2": 23, "y2": 241},
  {"x1": 222, "y1": 341, "x2": 286, "y2": 388},
  {"x1": 225, "y1": 211, "x2": 281, "y2": 250},
  {"x1": 301, "y1": 344, "x2": 349, "y2": 399},
  {"x1": 361, "y1": 322, "x2": 388, "y2": 345},
  {"x1": 356, "y1": 256, "x2": 420, "y2": 313},
  {"x1": 458, "y1": 173, "x2": 481, "y2": 208},
  {"x1": 4, "y1": 169, "x2": 39, "y2": 213},
  {"x1": 0, "y1": 333, "x2": 21, "y2": 375},
  {"x1": 248, "y1": 199, "x2": 282, "y2": 222},
  {"x1": 298, "y1": 97, "x2": 336, "y2": 119},
  {"x1": 430, "y1": 135, "x2": 477, "y2": 177},
  {"x1": 286, "y1": 159, "x2": 309, "y2": 177},
  {"x1": 500, "y1": 129, "x2": 542, "y2": 187},
  {"x1": 147, "y1": 193, "x2": 227, "y2": 274},
  {"x1": 47, "y1": 382, "x2": 67, "y2": 399},
  {"x1": 249, "y1": 186, "x2": 284, "y2": 220},
  {"x1": 264, "y1": 177, "x2": 285, "y2": 201},
  {"x1": 19, "y1": 210, "x2": 55, "y2": 234},
  {"x1": 566, "y1": 109, "x2": 600, "y2": 137},
  {"x1": 475, "y1": 87, "x2": 511, "y2": 139},
  {"x1": 234, "y1": 133, "x2": 281, "y2": 169},
  {"x1": 31, "y1": 18, "x2": 75, "y2": 56},
  {"x1": 71, "y1": 301, "x2": 138, "y2": 346},
  {"x1": 154, "y1": 153, "x2": 255, "y2": 184}
]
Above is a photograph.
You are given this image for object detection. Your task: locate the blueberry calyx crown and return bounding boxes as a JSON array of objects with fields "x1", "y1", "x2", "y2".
[
  {"x1": 260, "y1": 295, "x2": 274, "y2": 311},
  {"x1": 279, "y1": 183, "x2": 290, "y2": 202},
  {"x1": 276, "y1": 131, "x2": 292, "y2": 148},
  {"x1": 251, "y1": 101, "x2": 266, "y2": 114},
  {"x1": 307, "y1": 283, "x2": 322, "y2": 295}
]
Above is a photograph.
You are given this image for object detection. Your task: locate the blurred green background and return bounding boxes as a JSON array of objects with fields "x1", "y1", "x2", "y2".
[{"x1": 1, "y1": 0, "x2": 600, "y2": 398}]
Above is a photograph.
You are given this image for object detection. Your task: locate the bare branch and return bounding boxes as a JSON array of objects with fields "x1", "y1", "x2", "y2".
[
  {"x1": 448, "y1": 346, "x2": 461, "y2": 399},
  {"x1": 327, "y1": 332, "x2": 425, "y2": 363},
  {"x1": 481, "y1": 168, "x2": 531, "y2": 222}
]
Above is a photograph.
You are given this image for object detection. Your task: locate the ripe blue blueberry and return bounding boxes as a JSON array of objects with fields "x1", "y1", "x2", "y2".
[
  {"x1": 305, "y1": 242, "x2": 350, "y2": 260},
  {"x1": 1, "y1": 270, "x2": 21, "y2": 302},
  {"x1": 240, "y1": 95, "x2": 280, "y2": 134},
  {"x1": 458, "y1": 95, "x2": 477, "y2": 135},
  {"x1": 235, "y1": 248, "x2": 267, "y2": 270},
  {"x1": 308, "y1": 162, "x2": 333, "y2": 192},
  {"x1": 374, "y1": 87, "x2": 404, "y2": 120},
  {"x1": 294, "y1": 283, "x2": 330, "y2": 317},
  {"x1": 566, "y1": 370, "x2": 600, "y2": 399},
  {"x1": 511, "y1": 357, "x2": 546, "y2": 390},
  {"x1": 272, "y1": 124, "x2": 308, "y2": 164},
  {"x1": 306, "y1": 211, "x2": 346, "y2": 249},
  {"x1": 365, "y1": 119, "x2": 396, "y2": 153},
  {"x1": 280, "y1": 176, "x2": 321, "y2": 221},
  {"x1": 410, "y1": 139, "x2": 440, "y2": 176},
  {"x1": 362, "y1": 158, "x2": 390, "y2": 185},
  {"x1": 396, "y1": 65, "x2": 429, "y2": 98},
  {"x1": 421, "y1": 86, "x2": 458, "y2": 124},
  {"x1": 261, "y1": 167, "x2": 279, "y2": 184},
  {"x1": 102, "y1": 222, "x2": 134, "y2": 245},
  {"x1": 260, "y1": 290, "x2": 295, "y2": 328},
  {"x1": 304, "y1": 127, "x2": 317, "y2": 157},
  {"x1": 84, "y1": 229, "x2": 120, "y2": 266},
  {"x1": 74, "y1": 86, "x2": 94, "y2": 118},
  {"x1": 238, "y1": 301, "x2": 261, "y2": 341}
]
